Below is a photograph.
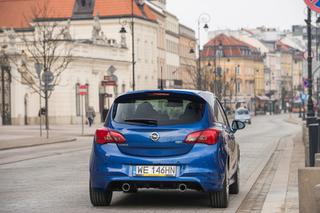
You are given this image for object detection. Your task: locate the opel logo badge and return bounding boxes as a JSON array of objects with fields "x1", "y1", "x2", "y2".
[{"x1": 150, "y1": 132, "x2": 160, "y2": 142}]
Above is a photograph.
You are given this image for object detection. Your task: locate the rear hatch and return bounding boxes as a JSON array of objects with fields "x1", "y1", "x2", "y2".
[
  {"x1": 235, "y1": 108, "x2": 250, "y2": 120},
  {"x1": 108, "y1": 91, "x2": 208, "y2": 157}
]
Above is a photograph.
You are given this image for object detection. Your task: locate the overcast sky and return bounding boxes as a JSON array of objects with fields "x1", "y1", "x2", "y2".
[{"x1": 167, "y1": 0, "x2": 307, "y2": 43}]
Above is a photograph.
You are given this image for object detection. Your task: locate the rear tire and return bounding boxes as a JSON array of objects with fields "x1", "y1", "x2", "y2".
[
  {"x1": 209, "y1": 170, "x2": 229, "y2": 208},
  {"x1": 230, "y1": 166, "x2": 239, "y2": 194},
  {"x1": 89, "y1": 181, "x2": 113, "y2": 206}
]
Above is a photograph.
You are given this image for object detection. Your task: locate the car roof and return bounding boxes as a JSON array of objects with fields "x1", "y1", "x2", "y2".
[
  {"x1": 118, "y1": 89, "x2": 216, "y2": 103},
  {"x1": 236, "y1": 107, "x2": 249, "y2": 111}
]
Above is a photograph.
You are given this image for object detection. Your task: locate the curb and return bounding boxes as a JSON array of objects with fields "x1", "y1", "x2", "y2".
[
  {"x1": 285, "y1": 118, "x2": 303, "y2": 125},
  {"x1": 0, "y1": 137, "x2": 77, "y2": 151}
]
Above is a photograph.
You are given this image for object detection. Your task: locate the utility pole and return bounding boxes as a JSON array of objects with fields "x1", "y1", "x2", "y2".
[
  {"x1": 307, "y1": 7, "x2": 315, "y2": 118},
  {"x1": 235, "y1": 65, "x2": 239, "y2": 110},
  {"x1": 197, "y1": 19, "x2": 202, "y2": 90},
  {"x1": 160, "y1": 66, "x2": 163, "y2": 90},
  {"x1": 44, "y1": 68, "x2": 49, "y2": 139},
  {"x1": 131, "y1": 0, "x2": 136, "y2": 91}
]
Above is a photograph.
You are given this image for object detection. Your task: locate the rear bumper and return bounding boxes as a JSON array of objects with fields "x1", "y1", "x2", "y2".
[
  {"x1": 236, "y1": 118, "x2": 251, "y2": 123},
  {"x1": 89, "y1": 142, "x2": 227, "y2": 192}
]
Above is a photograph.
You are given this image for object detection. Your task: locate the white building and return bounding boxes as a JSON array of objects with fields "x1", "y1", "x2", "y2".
[{"x1": 0, "y1": 0, "x2": 159, "y2": 125}]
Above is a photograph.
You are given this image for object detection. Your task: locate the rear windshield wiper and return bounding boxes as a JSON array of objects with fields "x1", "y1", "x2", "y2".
[{"x1": 124, "y1": 119, "x2": 158, "y2": 126}]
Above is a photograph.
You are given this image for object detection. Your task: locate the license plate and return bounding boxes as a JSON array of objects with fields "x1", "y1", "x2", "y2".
[{"x1": 135, "y1": 165, "x2": 177, "y2": 177}]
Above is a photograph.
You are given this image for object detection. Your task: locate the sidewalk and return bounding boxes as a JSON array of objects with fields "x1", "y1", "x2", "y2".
[
  {"x1": 237, "y1": 114, "x2": 304, "y2": 212},
  {"x1": 0, "y1": 123, "x2": 103, "y2": 150},
  {"x1": 263, "y1": 114, "x2": 304, "y2": 212}
]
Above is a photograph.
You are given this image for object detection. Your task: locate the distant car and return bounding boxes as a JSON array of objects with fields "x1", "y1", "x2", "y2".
[
  {"x1": 235, "y1": 108, "x2": 251, "y2": 124},
  {"x1": 89, "y1": 90, "x2": 245, "y2": 208}
]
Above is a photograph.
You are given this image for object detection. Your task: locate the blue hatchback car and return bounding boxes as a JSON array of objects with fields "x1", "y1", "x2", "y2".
[{"x1": 89, "y1": 90, "x2": 245, "y2": 208}]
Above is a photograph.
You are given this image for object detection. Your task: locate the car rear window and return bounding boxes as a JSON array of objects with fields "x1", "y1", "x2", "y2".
[
  {"x1": 236, "y1": 109, "x2": 249, "y2": 115},
  {"x1": 112, "y1": 92, "x2": 205, "y2": 126}
]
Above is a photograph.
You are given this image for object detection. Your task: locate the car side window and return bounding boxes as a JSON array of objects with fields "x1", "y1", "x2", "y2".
[
  {"x1": 216, "y1": 100, "x2": 229, "y2": 127},
  {"x1": 214, "y1": 100, "x2": 226, "y2": 125}
]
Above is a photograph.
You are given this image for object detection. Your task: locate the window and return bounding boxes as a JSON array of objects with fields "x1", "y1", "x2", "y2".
[
  {"x1": 236, "y1": 82, "x2": 241, "y2": 93},
  {"x1": 214, "y1": 101, "x2": 227, "y2": 125},
  {"x1": 236, "y1": 66, "x2": 240, "y2": 75},
  {"x1": 113, "y1": 93, "x2": 205, "y2": 126}
]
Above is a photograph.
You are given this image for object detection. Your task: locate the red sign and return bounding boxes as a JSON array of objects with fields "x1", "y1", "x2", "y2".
[
  {"x1": 79, "y1": 85, "x2": 88, "y2": 95},
  {"x1": 305, "y1": 0, "x2": 320, "y2": 13},
  {"x1": 101, "y1": 81, "x2": 117, "y2": 87}
]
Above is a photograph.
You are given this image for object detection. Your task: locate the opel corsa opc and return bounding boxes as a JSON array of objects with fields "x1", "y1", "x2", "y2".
[{"x1": 89, "y1": 90, "x2": 245, "y2": 208}]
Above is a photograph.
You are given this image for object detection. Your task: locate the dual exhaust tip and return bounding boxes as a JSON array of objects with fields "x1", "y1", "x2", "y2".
[
  {"x1": 121, "y1": 183, "x2": 187, "y2": 192},
  {"x1": 121, "y1": 183, "x2": 131, "y2": 192}
]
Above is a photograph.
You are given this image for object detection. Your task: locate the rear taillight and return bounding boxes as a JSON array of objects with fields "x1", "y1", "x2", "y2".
[
  {"x1": 184, "y1": 129, "x2": 220, "y2": 145},
  {"x1": 95, "y1": 128, "x2": 126, "y2": 144}
]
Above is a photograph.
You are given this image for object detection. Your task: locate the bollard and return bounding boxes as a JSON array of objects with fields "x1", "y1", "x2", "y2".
[
  {"x1": 318, "y1": 119, "x2": 320, "y2": 153},
  {"x1": 316, "y1": 153, "x2": 320, "y2": 167},
  {"x1": 309, "y1": 122, "x2": 319, "y2": 167},
  {"x1": 314, "y1": 184, "x2": 320, "y2": 212}
]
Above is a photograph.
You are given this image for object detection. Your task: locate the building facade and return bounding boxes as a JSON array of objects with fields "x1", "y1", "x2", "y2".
[
  {"x1": 0, "y1": 0, "x2": 159, "y2": 125},
  {"x1": 201, "y1": 34, "x2": 265, "y2": 112},
  {"x1": 179, "y1": 24, "x2": 197, "y2": 89}
]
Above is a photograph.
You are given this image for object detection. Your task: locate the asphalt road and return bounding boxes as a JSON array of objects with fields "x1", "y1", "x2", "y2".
[{"x1": 0, "y1": 114, "x2": 300, "y2": 213}]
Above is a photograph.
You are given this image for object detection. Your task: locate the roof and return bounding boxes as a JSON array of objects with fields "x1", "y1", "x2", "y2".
[
  {"x1": 202, "y1": 34, "x2": 261, "y2": 58},
  {"x1": 0, "y1": 0, "x2": 157, "y2": 29},
  {"x1": 205, "y1": 34, "x2": 253, "y2": 47},
  {"x1": 94, "y1": 0, "x2": 157, "y2": 21},
  {"x1": 276, "y1": 40, "x2": 300, "y2": 53},
  {"x1": 118, "y1": 89, "x2": 216, "y2": 103},
  {"x1": 0, "y1": 0, "x2": 74, "y2": 29},
  {"x1": 236, "y1": 35, "x2": 269, "y2": 54}
]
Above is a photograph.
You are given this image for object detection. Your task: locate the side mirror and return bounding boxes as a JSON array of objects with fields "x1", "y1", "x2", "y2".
[{"x1": 232, "y1": 120, "x2": 246, "y2": 132}]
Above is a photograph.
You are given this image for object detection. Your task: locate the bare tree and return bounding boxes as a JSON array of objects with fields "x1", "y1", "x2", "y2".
[{"x1": 4, "y1": 0, "x2": 73, "y2": 135}]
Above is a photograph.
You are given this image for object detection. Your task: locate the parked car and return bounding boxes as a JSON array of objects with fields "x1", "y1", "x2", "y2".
[
  {"x1": 235, "y1": 107, "x2": 251, "y2": 124},
  {"x1": 89, "y1": 90, "x2": 245, "y2": 208}
]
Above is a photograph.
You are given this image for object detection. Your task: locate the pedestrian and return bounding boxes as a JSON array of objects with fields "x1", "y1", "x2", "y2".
[{"x1": 87, "y1": 106, "x2": 96, "y2": 127}]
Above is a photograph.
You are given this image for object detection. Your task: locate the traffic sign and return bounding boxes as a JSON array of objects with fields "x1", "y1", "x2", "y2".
[
  {"x1": 305, "y1": 0, "x2": 320, "y2": 13},
  {"x1": 41, "y1": 71, "x2": 54, "y2": 84},
  {"x1": 42, "y1": 84, "x2": 54, "y2": 91},
  {"x1": 303, "y1": 78, "x2": 309, "y2": 88},
  {"x1": 79, "y1": 85, "x2": 88, "y2": 95}
]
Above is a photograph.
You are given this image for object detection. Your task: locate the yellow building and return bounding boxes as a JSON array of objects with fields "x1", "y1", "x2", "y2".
[
  {"x1": 201, "y1": 34, "x2": 265, "y2": 111},
  {"x1": 277, "y1": 41, "x2": 304, "y2": 111},
  {"x1": 179, "y1": 24, "x2": 196, "y2": 89}
]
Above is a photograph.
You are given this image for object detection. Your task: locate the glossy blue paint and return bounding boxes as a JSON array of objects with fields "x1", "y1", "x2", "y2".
[{"x1": 90, "y1": 90, "x2": 237, "y2": 193}]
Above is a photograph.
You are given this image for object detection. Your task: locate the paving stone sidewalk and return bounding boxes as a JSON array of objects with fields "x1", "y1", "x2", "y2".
[
  {"x1": 0, "y1": 123, "x2": 103, "y2": 150},
  {"x1": 270, "y1": 115, "x2": 304, "y2": 212}
]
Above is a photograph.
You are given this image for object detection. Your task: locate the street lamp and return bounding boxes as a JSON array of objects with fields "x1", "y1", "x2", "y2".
[
  {"x1": 190, "y1": 13, "x2": 211, "y2": 90},
  {"x1": 216, "y1": 41, "x2": 224, "y2": 100},
  {"x1": 254, "y1": 69, "x2": 259, "y2": 116},
  {"x1": 222, "y1": 58, "x2": 230, "y2": 108},
  {"x1": 119, "y1": 0, "x2": 135, "y2": 90},
  {"x1": 235, "y1": 64, "x2": 240, "y2": 110},
  {"x1": 306, "y1": 8, "x2": 315, "y2": 119}
]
